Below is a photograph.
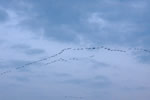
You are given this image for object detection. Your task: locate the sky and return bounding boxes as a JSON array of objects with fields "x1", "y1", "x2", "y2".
[{"x1": 0, "y1": 0, "x2": 150, "y2": 100}]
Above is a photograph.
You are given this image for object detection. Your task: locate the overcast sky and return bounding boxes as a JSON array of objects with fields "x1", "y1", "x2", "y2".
[{"x1": 0, "y1": 0, "x2": 150, "y2": 100}]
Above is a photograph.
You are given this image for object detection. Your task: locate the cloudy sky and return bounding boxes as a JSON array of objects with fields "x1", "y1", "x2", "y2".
[{"x1": 0, "y1": 0, "x2": 150, "y2": 100}]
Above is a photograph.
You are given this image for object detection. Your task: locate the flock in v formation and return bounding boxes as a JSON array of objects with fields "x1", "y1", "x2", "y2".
[{"x1": 0, "y1": 46, "x2": 150, "y2": 76}]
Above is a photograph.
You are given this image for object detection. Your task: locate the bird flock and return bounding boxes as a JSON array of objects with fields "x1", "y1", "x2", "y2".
[{"x1": 0, "y1": 46, "x2": 150, "y2": 76}]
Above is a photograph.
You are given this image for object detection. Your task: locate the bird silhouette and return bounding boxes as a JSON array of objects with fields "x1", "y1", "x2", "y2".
[{"x1": 0, "y1": 46, "x2": 149, "y2": 76}]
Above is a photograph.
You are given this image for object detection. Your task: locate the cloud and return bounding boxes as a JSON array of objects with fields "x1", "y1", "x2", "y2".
[
  {"x1": 0, "y1": 9, "x2": 9, "y2": 23},
  {"x1": 11, "y1": 44, "x2": 30, "y2": 50},
  {"x1": 0, "y1": 0, "x2": 150, "y2": 100},
  {"x1": 44, "y1": 25, "x2": 79, "y2": 42},
  {"x1": 14, "y1": 76, "x2": 30, "y2": 82},
  {"x1": 84, "y1": 11, "x2": 149, "y2": 46},
  {"x1": 62, "y1": 75, "x2": 111, "y2": 88},
  {"x1": 87, "y1": 13, "x2": 108, "y2": 29},
  {"x1": 0, "y1": 39, "x2": 4, "y2": 44},
  {"x1": 1, "y1": 0, "x2": 148, "y2": 48},
  {"x1": 24, "y1": 48, "x2": 45, "y2": 55},
  {"x1": 53, "y1": 72, "x2": 72, "y2": 78},
  {"x1": 137, "y1": 53, "x2": 150, "y2": 64},
  {"x1": 122, "y1": 86, "x2": 150, "y2": 91},
  {"x1": 90, "y1": 59, "x2": 110, "y2": 69}
]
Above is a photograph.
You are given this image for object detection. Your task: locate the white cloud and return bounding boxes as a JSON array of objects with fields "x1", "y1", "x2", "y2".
[
  {"x1": 130, "y1": 1, "x2": 148, "y2": 9},
  {"x1": 87, "y1": 13, "x2": 108, "y2": 29}
]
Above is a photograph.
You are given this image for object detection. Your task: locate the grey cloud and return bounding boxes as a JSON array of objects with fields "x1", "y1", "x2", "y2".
[
  {"x1": 11, "y1": 44, "x2": 30, "y2": 50},
  {"x1": 122, "y1": 86, "x2": 150, "y2": 91},
  {"x1": 81, "y1": 14, "x2": 150, "y2": 47},
  {"x1": 62, "y1": 75, "x2": 111, "y2": 88},
  {"x1": 90, "y1": 59, "x2": 110, "y2": 69},
  {"x1": 137, "y1": 54, "x2": 150, "y2": 64},
  {"x1": 0, "y1": 63, "x2": 10, "y2": 69},
  {"x1": 0, "y1": 9, "x2": 9, "y2": 23},
  {"x1": 10, "y1": 60, "x2": 30, "y2": 67},
  {"x1": 0, "y1": 59, "x2": 30, "y2": 74},
  {"x1": 2, "y1": 0, "x2": 147, "y2": 46},
  {"x1": 25, "y1": 48, "x2": 45, "y2": 55},
  {"x1": 11, "y1": 44, "x2": 45, "y2": 56},
  {"x1": 12, "y1": 0, "x2": 101, "y2": 42},
  {"x1": 14, "y1": 76, "x2": 30, "y2": 82},
  {"x1": 14, "y1": 0, "x2": 149, "y2": 48},
  {"x1": 1, "y1": 1, "x2": 150, "y2": 100},
  {"x1": 0, "y1": 39, "x2": 4, "y2": 44},
  {"x1": 53, "y1": 72, "x2": 72, "y2": 78},
  {"x1": 91, "y1": 75, "x2": 112, "y2": 88},
  {"x1": 44, "y1": 25, "x2": 79, "y2": 42},
  {"x1": 0, "y1": 60, "x2": 28, "y2": 69},
  {"x1": 0, "y1": 0, "x2": 15, "y2": 8}
]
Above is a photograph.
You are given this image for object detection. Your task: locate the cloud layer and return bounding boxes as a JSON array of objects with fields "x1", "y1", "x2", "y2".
[{"x1": 0, "y1": 0, "x2": 150, "y2": 100}]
